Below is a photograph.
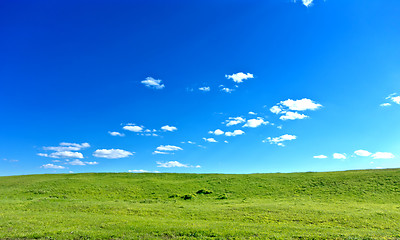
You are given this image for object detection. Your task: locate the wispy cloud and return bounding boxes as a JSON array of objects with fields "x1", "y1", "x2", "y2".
[
  {"x1": 382, "y1": 93, "x2": 400, "y2": 106},
  {"x1": 313, "y1": 155, "x2": 328, "y2": 159},
  {"x1": 93, "y1": 149, "x2": 134, "y2": 159},
  {"x1": 263, "y1": 134, "x2": 297, "y2": 147},
  {"x1": 224, "y1": 117, "x2": 246, "y2": 126},
  {"x1": 333, "y1": 153, "x2": 346, "y2": 160},
  {"x1": 42, "y1": 142, "x2": 90, "y2": 152},
  {"x1": 302, "y1": 0, "x2": 313, "y2": 7},
  {"x1": 38, "y1": 151, "x2": 84, "y2": 159},
  {"x1": 225, "y1": 130, "x2": 245, "y2": 137},
  {"x1": 108, "y1": 131, "x2": 125, "y2": 137},
  {"x1": 156, "y1": 145, "x2": 183, "y2": 151},
  {"x1": 141, "y1": 77, "x2": 165, "y2": 90},
  {"x1": 199, "y1": 87, "x2": 210, "y2": 92},
  {"x1": 371, "y1": 152, "x2": 395, "y2": 159},
  {"x1": 41, "y1": 163, "x2": 65, "y2": 169},
  {"x1": 128, "y1": 169, "x2": 160, "y2": 173},
  {"x1": 156, "y1": 161, "x2": 200, "y2": 168}
]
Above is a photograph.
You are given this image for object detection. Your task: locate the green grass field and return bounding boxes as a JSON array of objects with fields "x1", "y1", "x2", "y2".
[{"x1": 1, "y1": 169, "x2": 400, "y2": 239}]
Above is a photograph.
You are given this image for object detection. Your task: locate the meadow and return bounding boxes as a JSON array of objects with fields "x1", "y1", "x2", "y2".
[{"x1": 0, "y1": 169, "x2": 400, "y2": 239}]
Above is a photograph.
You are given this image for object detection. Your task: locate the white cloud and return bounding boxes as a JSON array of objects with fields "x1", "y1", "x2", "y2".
[
  {"x1": 243, "y1": 118, "x2": 268, "y2": 128},
  {"x1": 199, "y1": 87, "x2": 210, "y2": 92},
  {"x1": 141, "y1": 77, "x2": 165, "y2": 90},
  {"x1": 248, "y1": 111, "x2": 257, "y2": 115},
  {"x1": 371, "y1": 152, "x2": 395, "y2": 159},
  {"x1": 280, "y1": 98, "x2": 322, "y2": 111},
  {"x1": 380, "y1": 103, "x2": 391, "y2": 107},
  {"x1": 50, "y1": 151, "x2": 84, "y2": 159},
  {"x1": 152, "y1": 151, "x2": 173, "y2": 155},
  {"x1": 225, "y1": 130, "x2": 245, "y2": 137},
  {"x1": 156, "y1": 161, "x2": 189, "y2": 168},
  {"x1": 225, "y1": 72, "x2": 254, "y2": 83},
  {"x1": 156, "y1": 145, "x2": 183, "y2": 151},
  {"x1": 43, "y1": 142, "x2": 90, "y2": 152},
  {"x1": 128, "y1": 169, "x2": 160, "y2": 173},
  {"x1": 354, "y1": 150, "x2": 372, "y2": 157},
  {"x1": 225, "y1": 117, "x2": 246, "y2": 126},
  {"x1": 263, "y1": 134, "x2": 297, "y2": 147},
  {"x1": 382, "y1": 93, "x2": 400, "y2": 106},
  {"x1": 161, "y1": 125, "x2": 177, "y2": 132},
  {"x1": 203, "y1": 137, "x2": 217, "y2": 143},
  {"x1": 221, "y1": 87, "x2": 234, "y2": 93},
  {"x1": 393, "y1": 96, "x2": 400, "y2": 104},
  {"x1": 279, "y1": 111, "x2": 308, "y2": 121},
  {"x1": 270, "y1": 105, "x2": 283, "y2": 114},
  {"x1": 67, "y1": 159, "x2": 86, "y2": 166},
  {"x1": 313, "y1": 155, "x2": 328, "y2": 159},
  {"x1": 85, "y1": 161, "x2": 98, "y2": 165},
  {"x1": 93, "y1": 149, "x2": 134, "y2": 159},
  {"x1": 333, "y1": 153, "x2": 346, "y2": 159},
  {"x1": 41, "y1": 164, "x2": 65, "y2": 169},
  {"x1": 209, "y1": 129, "x2": 224, "y2": 135},
  {"x1": 224, "y1": 140, "x2": 229, "y2": 143},
  {"x1": 123, "y1": 125, "x2": 143, "y2": 132},
  {"x1": 302, "y1": 0, "x2": 313, "y2": 7},
  {"x1": 108, "y1": 131, "x2": 125, "y2": 137}
]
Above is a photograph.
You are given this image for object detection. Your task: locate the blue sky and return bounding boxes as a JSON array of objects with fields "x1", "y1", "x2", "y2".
[{"x1": 1, "y1": 0, "x2": 400, "y2": 176}]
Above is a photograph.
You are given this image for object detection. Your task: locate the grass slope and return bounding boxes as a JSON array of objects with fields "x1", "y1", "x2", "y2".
[{"x1": 1, "y1": 169, "x2": 400, "y2": 239}]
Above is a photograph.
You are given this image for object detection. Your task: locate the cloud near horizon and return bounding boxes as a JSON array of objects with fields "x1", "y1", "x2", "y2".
[{"x1": 93, "y1": 149, "x2": 134, "y2": 159}]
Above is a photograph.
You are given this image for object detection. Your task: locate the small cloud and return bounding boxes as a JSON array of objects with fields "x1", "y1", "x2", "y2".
[
  {"x1": 141, "y1": 77, "x2": 165, "y2": 90},
  {"x1": 85, "y1": 161, "x2": 99, "y2": 165},
  {"x1": 225, "y1": 130, "x2": 245, "y2": 137},
  {"x1": 333, "y1": 153, "x2": 346, "y2": 160},
  {"x1": 248, "y1": 111, "x2": 257, "y2": 115},
  {"x1": 203, "y1": 137, "x2": 217, "y2": 143},
  {"x1": 313, "y1": 155, "x2": 328, "y2": 159},
  {"x1": 156, "y1": 161, "x2": 190, "y2": 168},
  {"x1": 263, "y1": 134, "x2": 297, "y2": 147},
  {"x1": 128, "y1": 169, "x2": 160, "y2": 173},
  {"x1": 302, "y1": 0, "x2": 313, "y2": 7},
  {"x1": 43, "y1": 142, "x2": 90, "y2": 152},
  {"x1": 209, "y1": 129, "x2": 224, "y2": 135},
  {"x1": 67, "y1": 159, "x2": 86, "y2": 166},
  {"x1": 48, "y1": 151, "x2": 84, "y2": 159},
  {"x1": 225, "y1": 72, "x2": 254, "y2": 83},
  {"x1": 93, "y1": 149, "x2": 134, "y2": 159},
  {"x1": 270, "y1": 105, "x2": 283, "y2": 114},
  {"x1": 181, "y1": 141, "x2": 196, "y2": 144},
  {"x1": 221, "y1": 87, "x2": 234, "y2": 93},
  {"x1": 123, "y1": 125, "x2": 144, "y2": 132},
  {"x1": 161, "y1": 125, "x2": 177, "y2": 132},
  {"x1": 224, "y1": 140, "x2": 229, "y2": 143},
  {"x1": 156, "y1": 145, "x2": 183, "y2": 151},
  {"x1": 280, "y1": 98, "x2": 322, "y2": 111},
  {"x1": 243, "y1": 118, "x2": 268, "y2": 128},
  {"x1": 279, "y1": 111, "x2": 308, "y2": 121},
  {"x1": 354, "y1": 150, "x2": 372, "y2": 157},
  {"x1": 371, "y1": 152, "x2": 395, "y2": 159},
  {"x1": 225, "y1": 117, "x2": 246, "y2": 126},
  {"x1": 383, "y1": 93, "x2": 400, "y2": 106},
  {"x1": 199, "y1": 87, "x2": 210, "y2": 92},
  {"x1": 380, "y1": 103, "x2": 391, "y2": 107},
  {"x1": 41, "y1": 163, "x2": 65, "y2": 169},
  {"x1": 152, "y1": 151, "x2": 173, "y2": 155},
  {"x1": 108, "y1": 131, "x2": 125, "y2": 137}
]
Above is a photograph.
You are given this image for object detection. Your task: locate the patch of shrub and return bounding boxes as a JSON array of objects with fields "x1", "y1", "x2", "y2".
[
  {"x1": 181, "y1": 194, "x2": 195, "y2": 200},
  {"x1": 196, "y1": 189, "x2": 213, "y2": 195},
  {"x1": 217, "y1": 193, "x2": 228, "y2": 200},
  {"x1": 168, "y1": 194, "x2": 179, "y2": 198}
]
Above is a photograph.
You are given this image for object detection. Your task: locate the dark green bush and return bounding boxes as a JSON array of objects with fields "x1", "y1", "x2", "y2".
[{"x1": 196, "y1": 189, "x2": 213, "y2": 195}]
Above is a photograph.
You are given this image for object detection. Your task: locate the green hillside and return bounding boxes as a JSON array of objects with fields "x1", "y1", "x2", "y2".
[{"x1": 1, "y1": 169, "x2": 400, "y2": 239}]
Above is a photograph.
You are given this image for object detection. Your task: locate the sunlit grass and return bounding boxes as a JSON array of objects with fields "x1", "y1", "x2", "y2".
[{"x1": 1, "y1": 169, "x2": 400, "y2": 239}]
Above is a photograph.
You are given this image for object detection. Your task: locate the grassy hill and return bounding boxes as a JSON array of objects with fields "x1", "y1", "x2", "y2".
[{"x1": 1, "y1": 169, "x2": 400, "y2": 239}]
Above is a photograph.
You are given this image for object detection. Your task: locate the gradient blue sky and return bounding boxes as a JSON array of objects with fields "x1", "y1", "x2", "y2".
[{"x1": 1, "y1": 0, "x2": 400, "y2": 176}]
